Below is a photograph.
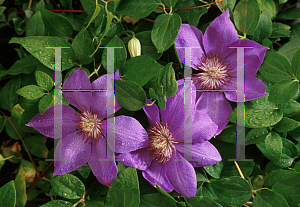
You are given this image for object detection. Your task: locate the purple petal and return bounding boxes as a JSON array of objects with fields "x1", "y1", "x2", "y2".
[
  {"x1": 88, "y1": 138, "x2": 118, "y2": 187},
  {"x1": 175, "y1": 24, "x2": 205, "y2": 69},
  {"x1": 195, "y1": 92, "x2": 232, "y2": 135},
  {"x1": 165, "y1": 153, "x2": 196, "y2": 197},
  {"x1": 142, "y1": 161, "x2": 174, "y2": 193},
  {"x1": 53, "y1": 132, "x2": 91, "y2": 176},
  {"x1": 113, "y1": 116, "x2": 150, "y2": 153},
  {"x1": 91, "y1": 70, "x2": 122, "y2": 118},
  {"x1": 203, "y1": 9, "x2": 239, "y2": 58},
  {"x1": 143, "y1": 99, "x2": 160, "y2": 127},
  {"x1": 175, "y1": 142, "x2": 222, "y2": 167},
  {"x1": 223, "y1": 76, "x2": 267, "y2": 102},
  {"x1": 225, "y1": 40, "x2": 268, "y2": 76},
  {"x1": 160, "y1": 80, "x2": 196, "y2": 134},
  {"x1": 62, "y1": 69, "x2": 92, "y2": 111},
  {"x1": 172, "y1": 110, "x2": 218, "y2": 143},
  {"x1": 117, "y1": 148, "x2": 153, "y2": 170},
  {"x1": 27, "y1": 105, "x2": 78, "y2": 138}
]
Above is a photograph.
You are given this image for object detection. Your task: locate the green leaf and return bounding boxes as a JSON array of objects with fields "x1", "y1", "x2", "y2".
[
  {"x1": 294, "y1": 161, "x2": 300, "y2": 172},
  {"x1": 158, "y1": 62, "x2": 178, "y2": 97},
  {"x1": 258, "y1": 137, "x2": 297, "y2": 168},
  {"x1": 115, "y1": 79, "x2": 147, "y2": 111},
  {"x1": 0, "y1": 116, "x2": 5, "y2": 133},
  {"x1": 276, "y1": 8, "x2": 300, "y2": 20},
  {"x1": 124, "y1": 56, "x2": 163, "y2": 86},
  {"x1": 0, "y1": 6, "x2": 5, "y2": 16},
  {"x1": 273, "y1": 117, "x2": 300, "y2": 132},
  {"x1": 251, "y1": 10, "x2": 272, "y2": 42},
  {"x1": 101, "y1": 36, "x2": 127, "y2": 70},
  {"x1": 253, "y1": 190, "x2": 289, "y2": 207},
  {"x1": 116, "y1": 0, "x2": 159, "y2": 19},
  {"x1": 15, "y1": 173, "x2": 27, "y2": 207},
  {"x1": 265, "y1": 170, "x2": 297, "y2": 188},
  {"x1": 278, "y1": 37, "x2": 300, "y2": 62},
  {"x1": 156, "y1": 184, "x2": 176, "y2": 202},
  {"x1": 268, "y1": 80, "x2": 299, "y2": 104},
  {"x1": 135, "y1": 31, "x2": 162, "y2": 60},
  {"x1": 50, "y1": 174, "x2": 85, "y2": 199},
  {"x1": 203, "y1": 162, "x2": 223, "y2": 179},
  {"x1": 245, "y1": 128, "x2": 268, "y2": 145},
  {"x1": 257, "y1": 0, "x2": 276, "y2": 19},
  {"x1": 272, "y1": 171, "x2": 300, "y2": 206},
  {"x1": 9, "y1": 36, "x2": 75, "y2": 71},
  {"x1": 76, "y1": 164, "x2": 91, "y2": 179},
  {"x1": 106, "y1": 167, "x2": 139, "y2": 207},
  {"x1": 291, "y1": 22, "x2": 300, "y2": 40},
  {"x1": 38, "y1": 92, "x2": 68, "y2": 115},
  {"x1": 233, "y1": 0, "x2": 260, "y2": 35},
  {"x1": 72, "y1": 29, "x2": 94, "y2": 64},
  {"x1": 60, "y1": 0, "x2": 72, "y2": 8},
  {"x1": 210, "y1": 176, "x2": 252, "y2": 206},
  {"x1": 140, "y1": 193, "x2": 176, "y2": 207},
  {"x1": 188, "y1": 7, "x2": 208, "y2": 27},
  {"x1": 228, "y1": 96, "x2": 283, "y2": 128},
  {"x1": 186, "y1": 196, "x2": 222, "y2": 207},
  {"x1": 221, "y1": 161, "x2": 255, "y2": 178},
  {"x1": 35, "y1": 0, "x2": 45, "y2": 12},
  {"x1": 40, "y1": 7, "x2": 73, "y2": 38},
  {"x1": 149, "y1": 87, "x2": 166, "y2": 110},
  {"x1": 0, "y1": 181, "x2": 16, "y2": 207},
  {"x1": 24, "y1": 135, "x2": 49, "y2": 158},
  {"x1": 151, "y1": 13, "x2": 182, "y2": 53},
  {"x1": 26, "y1": 11, "x2": 45, "y2": 36},
  {"x1": 40, "y1": 200, "x2": 73, "y2": 207},
  {"x1": 278, "y1": 99, "x2": 300, "y2": 117},
  {"x1": 160, "y1": 0, "x2": 178, "y2": 7},
  {"x1": 0, "y1": 76, "x2": 21, "y2": 111},
  {"x1": 35, "y1": 71, "x2": 53, "y2": 92},
  {"x1": 265, "y1": 131, "x2": 283, "y2": 161},
  {"x1": 0, "y1": 55, "x2": 40, "y2": 78},
  {"x1": 5, "y1": 116, "x2": 28, "y2": 140},
  {"x1": 293, "y1": 48, "x2": 300, "y2": 80},
  {"x1": 270, "y1": 22, "x2": 291, "y2": 38},
  {"x1": 16, "y1": 85, "x2": 45, "y2": 100},
  {"x1": 259, "y1": 52, "x2": 292, "y2": 82}
]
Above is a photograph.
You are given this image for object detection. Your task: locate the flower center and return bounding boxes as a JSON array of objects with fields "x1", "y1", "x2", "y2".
[
  {"x1": 193, "y1": 53, "x2": 232, "y2": 90},
  {"x1": 75, "y1": 108, "x2": 105, "y2": 144},
  {"x1": 147, "y1": 122, "x2": 177, "y2": 163}
]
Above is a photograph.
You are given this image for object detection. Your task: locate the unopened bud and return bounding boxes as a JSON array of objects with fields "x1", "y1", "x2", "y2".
[{"x1": 128, "y1": 37, "x2": 141, "y2": 58}]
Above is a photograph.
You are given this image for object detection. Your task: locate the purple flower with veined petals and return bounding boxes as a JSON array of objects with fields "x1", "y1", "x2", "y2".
[
  {"x1": 112, "y1": 80, "x2": 222, "y2": 197},
  {"x1": 175, "y1": 9, "x2": 268, "y2": 135},
  {"x1": 27, "y1": 69, "x2": 123, "y2": 187}
]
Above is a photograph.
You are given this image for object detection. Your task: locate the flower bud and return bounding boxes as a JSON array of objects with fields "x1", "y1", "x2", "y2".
[{"x1": 128, "y1": 37, "x2": 141, "y2": 58}]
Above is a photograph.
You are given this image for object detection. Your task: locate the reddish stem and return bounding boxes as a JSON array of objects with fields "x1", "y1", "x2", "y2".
[{"x1": 26, "y1": 161, "x2": 54, "y2": 193}]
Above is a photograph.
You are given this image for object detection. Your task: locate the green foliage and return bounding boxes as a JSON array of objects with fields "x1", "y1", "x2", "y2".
[{"x1": 1, "y1": 0, "x2": 300, "y2": 206}]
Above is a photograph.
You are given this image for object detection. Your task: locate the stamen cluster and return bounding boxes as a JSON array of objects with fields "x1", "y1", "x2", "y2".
[
  {"x1": 147, "y1": 122, "x2": 177, "y2": 163},
  {"x1": 75, "y1": 107, "x2": 105, "y2": 144},
  {"x1": 193, "y1": 53, "x2": 232, "y2": 89}
]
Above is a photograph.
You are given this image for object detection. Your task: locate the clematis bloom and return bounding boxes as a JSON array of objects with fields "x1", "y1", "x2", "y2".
[
  {"x1": 175, "y1": 9, "x2": 268, "y2": 135},
  {"x1": 112, "y1": 80, "x2": 222, "y2": 197},
  {"x1": 27, "y1": 69, "x2": 123, "y2": 186}
]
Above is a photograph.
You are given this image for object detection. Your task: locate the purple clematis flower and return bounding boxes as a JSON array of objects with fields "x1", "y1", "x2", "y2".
[
  {"x1": 175, "y1": 9, "x2": 268, "y2": 135},
  {"x1": 112, "y1": 80, "x2": 222, "y2": 197},
  {"x1": 27, "y1": 69, "x2": 123, "y2": 186}
]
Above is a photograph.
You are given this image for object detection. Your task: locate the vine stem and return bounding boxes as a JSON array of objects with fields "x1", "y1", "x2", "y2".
[
  {"x1": 156, "y1": 0, "x2": 224, "y2": 11},
  {"x1": 234, "y1": 161, "x2": 245, "y2": 179},
  {"x1": 27, "y1": 0, "x2": 33, "y2": 10},
  {"x1": 0, "y1": 109, "x2": 38, "y2": 175},
  {"x1": 26, "y1": 161, "x2": 54, "y2": 193},
  {"x1": 234, "y1": 161, "x2": 256, "y2": 200}
]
